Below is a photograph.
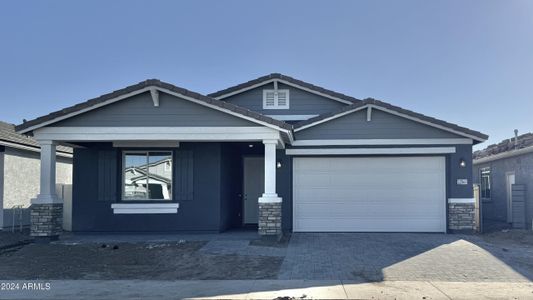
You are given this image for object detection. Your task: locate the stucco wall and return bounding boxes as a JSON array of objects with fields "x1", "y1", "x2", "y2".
[
  {"x1": 473, "y1": 152, "x2": 533, "y2": 228},
  {"x1": 2, "y1": 147, "x2": 72, "y2": 229}
]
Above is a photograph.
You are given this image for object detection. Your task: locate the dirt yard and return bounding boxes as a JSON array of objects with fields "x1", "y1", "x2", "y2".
[{"x1": 0, "y1": 241, "x2": 283, "y2": 280}]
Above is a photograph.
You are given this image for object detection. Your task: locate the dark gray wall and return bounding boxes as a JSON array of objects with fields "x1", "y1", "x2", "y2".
[
  {"x1": 222, "y1": 82, "x2": 347, "y2": 116},
  {"x1": 296, "y1": 109, "x2": 463, "y2": 140},
  {"x1": 473, "y1": 152, "x2": 533, "y2": 227},
  {"x1": 276, "y1": 150, "x2": 293, "y2": 231},
  {"x1": 57, "y1": 92, "x2": 259, "y2": 127},
  {"x1": 72, "y1": 142, "x2": 224, "y2": 232}
]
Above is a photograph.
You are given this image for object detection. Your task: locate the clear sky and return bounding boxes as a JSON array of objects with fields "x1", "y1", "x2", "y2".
[{"x1": 1, "y1": 0, "x2": 532, "y2": 150}]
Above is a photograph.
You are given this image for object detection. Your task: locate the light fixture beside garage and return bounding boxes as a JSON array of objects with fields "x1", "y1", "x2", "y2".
[
  {"x1": 276, "y1": 161, "x2": 282, "y2": 168},
  {"x1": 459, "y1": 158, "x2": 466, "y2": 168}
]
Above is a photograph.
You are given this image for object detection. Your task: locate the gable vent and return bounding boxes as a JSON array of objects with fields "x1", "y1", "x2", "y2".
[{"x1": 263, "y1": 89, "x2": 290, "y2": 109}]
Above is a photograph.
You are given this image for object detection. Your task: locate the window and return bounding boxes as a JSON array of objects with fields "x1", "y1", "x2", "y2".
[
  {"x1": 480, "y1": 167, "x2": 491, "y2": 200},
  {"x1": 263, "y1": 89, "x2": 290, "y2": 109},
  {"x1": 123, "y1": 151, "x2": 172, "y2": 201}
]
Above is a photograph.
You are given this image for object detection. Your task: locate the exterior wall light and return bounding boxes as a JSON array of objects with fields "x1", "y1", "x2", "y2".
[
  {"x1": 459, "y1": 158, "x2": 466, "y2": 168},
  {"x1": 276, "y1": 161, "x2": 282, "y2": 169}
]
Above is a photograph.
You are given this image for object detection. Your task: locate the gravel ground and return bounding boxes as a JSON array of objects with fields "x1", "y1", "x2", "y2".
[{"x1": 0, "y1": 241, "x2": 283, "y2": 280}]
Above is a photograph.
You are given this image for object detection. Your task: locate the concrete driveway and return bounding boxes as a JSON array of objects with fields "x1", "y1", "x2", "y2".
[{"x1": 279, "y1": 232, "x2": 533, "y2": 282}]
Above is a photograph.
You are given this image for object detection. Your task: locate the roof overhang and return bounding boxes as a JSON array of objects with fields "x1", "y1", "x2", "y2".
[
  {"x1": 211, "y1": 78, "x2": 354, "y2": 105},
  {"x1": 294, "y1": 103, "x2": 488, "y2": 143},
  {"x1": 16, "y1": 82, "x2": 294, "y2": 143},
  {"x1": 473, "y1": 145, "x2": 533, "y2": 165}
]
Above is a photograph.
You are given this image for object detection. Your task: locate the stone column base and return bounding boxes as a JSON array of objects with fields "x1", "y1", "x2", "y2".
[
  {"x1": 258, "y1": 202, "x2": 282, "y2": 236},
  {"x1": 30, "y1": 203, "x2": 63, "y2": 239},
  {"x1": 448, "y1": 202, "x2": 475, "y2": 232}
]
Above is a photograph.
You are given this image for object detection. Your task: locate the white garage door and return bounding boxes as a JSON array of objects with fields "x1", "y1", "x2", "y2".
[{"x1": 293, "y1": 156, "x2": 446, "y2": 232}]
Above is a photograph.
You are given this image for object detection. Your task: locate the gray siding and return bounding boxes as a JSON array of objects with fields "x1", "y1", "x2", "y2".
[
  {"x1": 473, "y1": 152, "x2": 533, "y2": 227},
  {"x1": 222, "y1": 82, "x2": 347, "y2": 116},
  {"x1": 296, "y1": 109, "x2": 463, "y2": 140},
  {"x1": 56, "y1": 92, "x2": 259, "y2": 127}
]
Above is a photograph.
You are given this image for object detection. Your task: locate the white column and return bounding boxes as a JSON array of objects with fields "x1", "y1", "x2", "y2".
[
  {"x1": 258, "y1": 139, "x2": 282, "y2": 203},
  {"x1": 32, "y1": 140, "x2": 62, "y2": 204}
]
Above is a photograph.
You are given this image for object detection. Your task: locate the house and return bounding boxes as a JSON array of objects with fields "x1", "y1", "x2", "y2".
[
  {"x1": 0, "y1": 121, "x2": 72, "y2": 231},
  {"x1": 15, "y1": 73, "x2": 488, "y2": 239},
  {"x1": 473, "y1": 131, "x2": 533, "y2": 230}
]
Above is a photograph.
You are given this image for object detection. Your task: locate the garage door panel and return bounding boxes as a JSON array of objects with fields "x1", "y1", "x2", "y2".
[
  {"x1": 293, "y1": 156, "x2": 446, "y2": 232},
  {"x1": 294, "y1": 218, "x2": 445, "y2": 232}
]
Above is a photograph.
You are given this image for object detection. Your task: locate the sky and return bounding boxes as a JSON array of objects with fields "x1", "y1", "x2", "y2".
[{"x1": 0, "y1": 0, "x2": 532, "y2": 150}]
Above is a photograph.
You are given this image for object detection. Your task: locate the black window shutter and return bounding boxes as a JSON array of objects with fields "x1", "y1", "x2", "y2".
[
  {"x1": 97, "y1": 149, "x2": 117, "y2": 202},
  {"x1": 175, "y1": 150, "x2": 194, "y2": 201}
]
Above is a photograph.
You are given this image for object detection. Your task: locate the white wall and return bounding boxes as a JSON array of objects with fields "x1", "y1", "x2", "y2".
[{"x1": 1, "y1": 147, "x2": 72, "y2": 230}]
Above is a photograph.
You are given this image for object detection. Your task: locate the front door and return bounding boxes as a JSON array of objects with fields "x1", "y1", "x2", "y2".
[
  {"x1": 243, "y1": 157, "x2": 264, "y2": 224},
  {"x1": 506, "y1": 172, "x2": 515, "y2": 222}
]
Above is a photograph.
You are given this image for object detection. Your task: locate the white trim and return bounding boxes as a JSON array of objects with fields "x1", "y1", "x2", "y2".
[
  {"x1": 474, "y1": 145, "x2": 533, "y2": 165},
  {"x1": 448, "y1": 198, "x2": 475, "y2": 204},
  {"x1": 266, "y1": 114, "x2": 318, "y2": 121},
  {"x1": 295, "y1": 106, "x2": 368, "y2": 131},
  {"x1": 150, "y1": 88, "x2": 159, "y2": 107},
  {"x1": 285, "y1": 147, "x2": 456, "y2": 156},
  {"x1": 262, "y1": 89, "x2": 290, "y2": 109},
  {"x1": 33, "y1": 126, "x2": 282, "y2": 142},
  {"x1": 258, "y1": 196, "x2": 282, "y2": 203},
  {"x1": 294, "y1": 104, "x2": 486, "y2": 142},
  {"x1": 291, "y1": 138, "x2": 473, "y2": 146},
  {"x1": 212, "y1": 78, "x2": 354, "y2": 104},
  {"x1": 17, "y1": 86, "x2": 292, "y2": 138},
  {"x1": 367, "y1": 106, "x2": 372, "y2": 122},
  {"x1": 113, "y1": 141, "x2": 180, "y2": 148},
  {"x1": 0, "y1": 140, "x2": 73, "y2": 158},
  {"x1": 111, "y1": 203, "x2": 179, "y2": 214}
]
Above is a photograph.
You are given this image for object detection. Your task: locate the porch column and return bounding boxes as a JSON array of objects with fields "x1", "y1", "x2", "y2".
[
  {"x1": 258, "y1": 139, "x2": 282, "y2": 236},
  {"x1": 31, "y1": 140, "x2": 63, "y2": 240}
]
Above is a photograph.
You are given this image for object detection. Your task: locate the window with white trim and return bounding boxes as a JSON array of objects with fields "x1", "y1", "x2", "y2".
[
  {"x1": 480, "y1": 167, "x2": 491, "y2": 201},
  {"x1": 123, "y1": 151, "x2": 173, "y2": 201},
  {"x1": 263, "y1": 89, "x2": 290, "y2": 109}
]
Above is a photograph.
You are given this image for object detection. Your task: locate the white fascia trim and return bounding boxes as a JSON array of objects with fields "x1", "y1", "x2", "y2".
[
  {"x1": 33, "y1": 126, "x2": 283, "y2": 142},
  {"x1": 111, "y1": 203, "x2": 179, "y2": 214},
  {"x1": 266, "y1": 115, "x2": 318, "y2": 121},
  {"x1": 473, "y1": 145, "x2": 533, "y2": 165},
  {"x1": 448, "y1": 198, "x2": 475, "y2": 204},
  {"x1": 291, "y1": 138, "x2": 473, "y2": 146},
  {"x1": 295, "y1": 106, "x2": 368, "y2": 132},
  {"x1": 285, "y1": 147, "x2": 456, "y2": 156},
  {"x1": 0, "y1": 140, "x2": 73, "y2": 158},
  {"x1": 213, "y1": 78, "x2": 354, "y2": 104},
  {"x1": 17, "y1": 86, "x2": 291, "y2": 137}
]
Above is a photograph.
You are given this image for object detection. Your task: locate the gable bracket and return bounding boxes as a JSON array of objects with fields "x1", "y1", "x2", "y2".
[
  {"x1": 150, "y1": 88, "x2": 159, "y2": 107},
  {"x1": 367, "y1": 106, "x2": 372, "y2": 122}
]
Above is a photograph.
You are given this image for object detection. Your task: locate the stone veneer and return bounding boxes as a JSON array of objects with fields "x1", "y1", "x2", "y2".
[
  {"x1": 258, "y1": 202, "x2": 282, "y2": 236},
  {"x1": 448, "y1": 202, "x2": 475, "y2": 231},
  {"x1": 30, "y1": 203, "x2": 63, "y2": 238}
]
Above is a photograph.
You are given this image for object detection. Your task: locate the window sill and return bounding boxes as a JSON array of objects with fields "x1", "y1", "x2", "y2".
[{"x1": 111, "y1": 203, "x2": 179, "y2": 214}]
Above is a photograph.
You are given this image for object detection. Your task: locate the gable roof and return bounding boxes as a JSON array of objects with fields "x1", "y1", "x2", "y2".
[
  {"x1": 15, "y1": 79, "x2": 293, "y2": 134},
  {"x1": 294, "y1": 98, "x2": 489, "y2": 143},
  {"x1": 474, "y1": 132, "x2": 533, "y2": 162},
  {"x1": 0, "y1": 121, "x2": 72, "y2": 155},
  {"x1": 208, "y1": 73, "x2": 361, "y2": 105}
]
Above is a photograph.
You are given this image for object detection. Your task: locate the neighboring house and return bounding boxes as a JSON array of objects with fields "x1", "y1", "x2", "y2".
[
  {"x1": 0, "y1": 121, "x2": 72, "y2": 231},
  {"x1": 473, "y1": 132, "x2": 533, "y2": 230},
  {"x1": 15, "y1": 73, "x2": 488, "y2": 239}
]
